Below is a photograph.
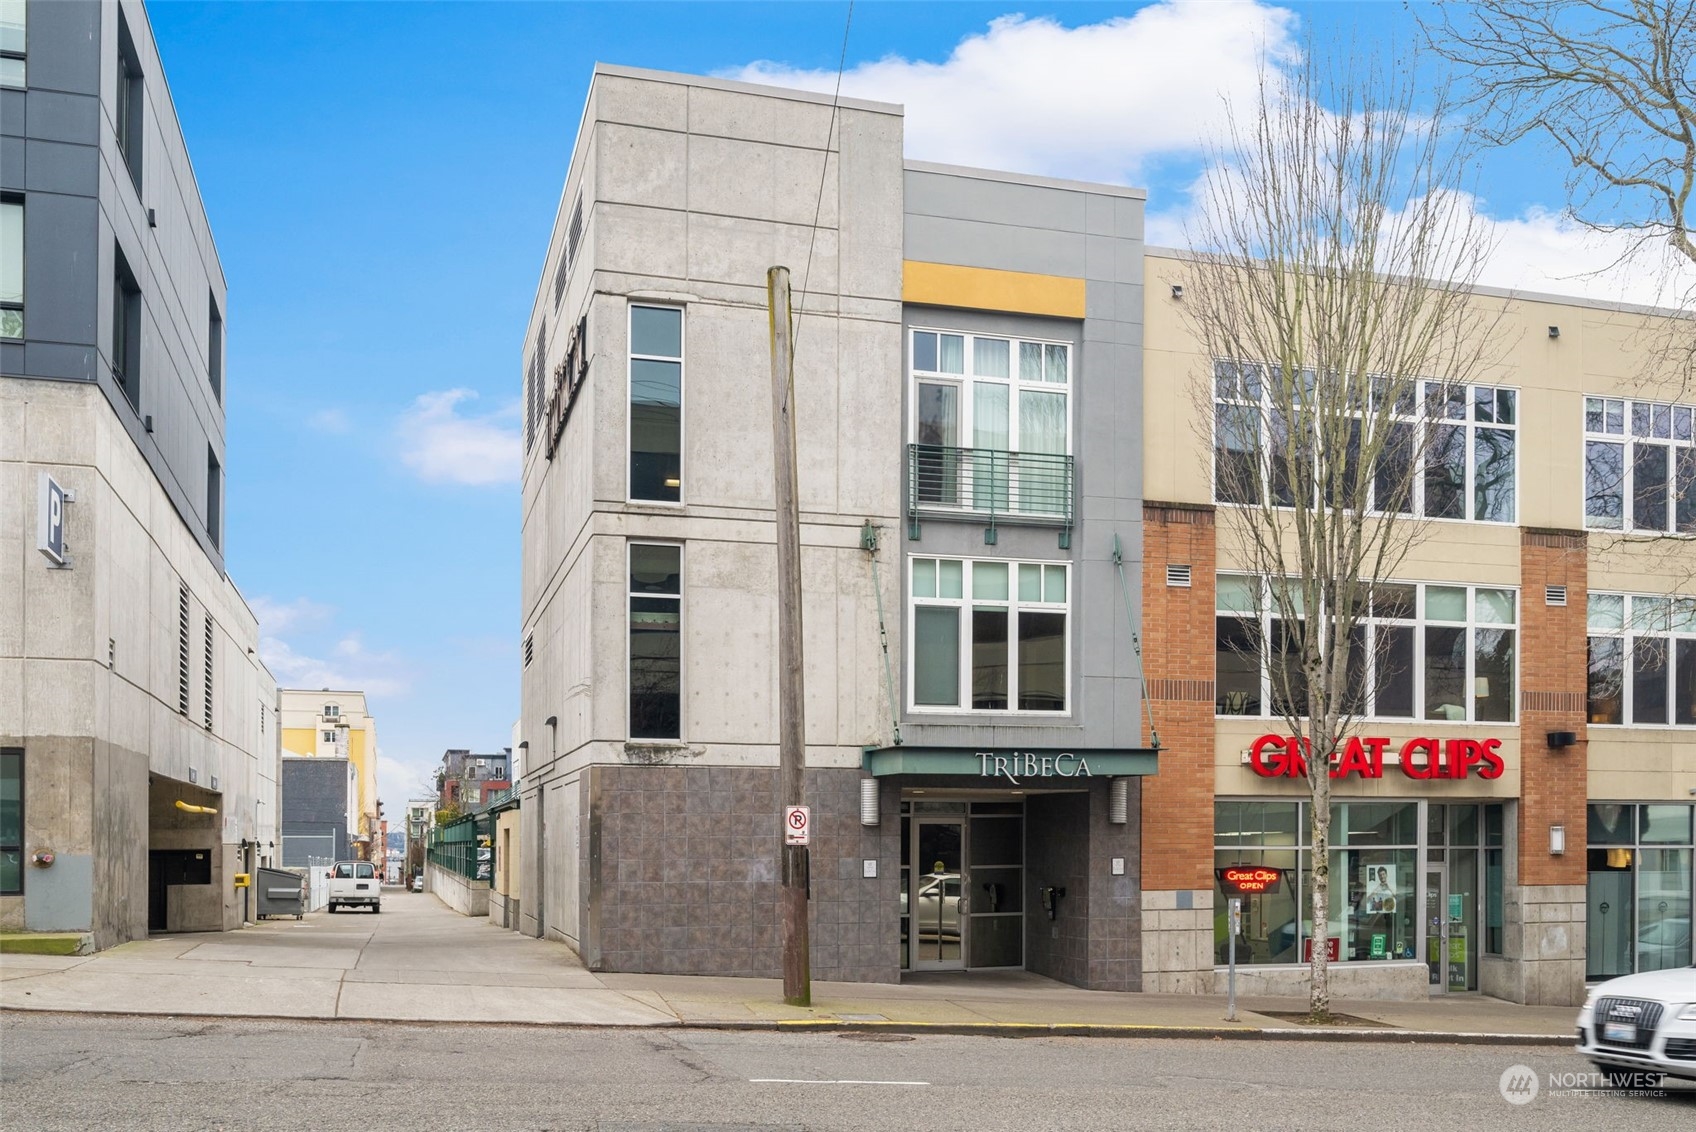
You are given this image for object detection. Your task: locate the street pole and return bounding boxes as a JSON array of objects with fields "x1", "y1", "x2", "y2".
[
  {"x1": 1227, "y1": 895, "x2": 1241, "y2": 1022},
  {"x1": 768, "y1": 265, "x2": 811, "y2": 1007}
]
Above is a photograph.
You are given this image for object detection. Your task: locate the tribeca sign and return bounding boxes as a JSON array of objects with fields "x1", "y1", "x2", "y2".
[
  {"x1": 1249, "y1": 734, "x2": 1506, "y2": 781},
  {"x1": 979, "y1": 752, "x2": 1094, "y2": 784}
]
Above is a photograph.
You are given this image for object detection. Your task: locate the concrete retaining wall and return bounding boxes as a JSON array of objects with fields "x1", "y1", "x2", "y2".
[
  {"x1": 427, "y1": 862, "x2": 488, "y2": 918},
  {"x1": 1209, "y1": 960, "x2": 1430, "y2": 1001}
]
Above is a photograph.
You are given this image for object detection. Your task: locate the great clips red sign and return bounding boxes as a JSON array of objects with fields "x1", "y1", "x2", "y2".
[
  {"x1": 1217, "y1": 866, "x2": 1286, "y2": 895},
  {"x1": 1248, "y1": 734, "x2": 1505, "y2": 781}
]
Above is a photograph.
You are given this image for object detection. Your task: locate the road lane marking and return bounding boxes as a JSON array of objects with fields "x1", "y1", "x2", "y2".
[{"x1": 750, "y1": 1079, "x2": 929, "y2": 1086}]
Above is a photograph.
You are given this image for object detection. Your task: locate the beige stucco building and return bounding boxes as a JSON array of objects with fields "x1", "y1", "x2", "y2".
[{"x1": 280, "y1": 688, "x2": 379, "y2": 863}]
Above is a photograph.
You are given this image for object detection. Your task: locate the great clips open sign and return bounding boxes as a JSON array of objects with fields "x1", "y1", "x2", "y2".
[
  {"x1": 1217, "y1": 866, "x2": 1286, "y2": 895},
  {"x1": 1248, "y1": 734, "x2": 1506, "y2": 781}
]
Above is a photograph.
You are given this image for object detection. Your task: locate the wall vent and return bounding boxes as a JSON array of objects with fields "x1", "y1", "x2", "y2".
[
  {"x1": 1546, "y1": 585, "x2": 1568, "y2": 607},
  {"x1": 177, "y1": 585, "x2": 191, "y2": 715},
  {"x1": 203, "y1": 614, "x2": 215, "y2": 730},
  {"x1": 523, "y1": 634, "x2": 534, "y2": 669},
  {"x1": 1166, "y1": 564, "x2": 1193, "y2": 588}
]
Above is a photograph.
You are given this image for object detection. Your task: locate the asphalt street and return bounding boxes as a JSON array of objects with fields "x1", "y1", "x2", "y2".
[{"x1": 2, "y1": 1013, "x2": 1693, "y2": 1132}]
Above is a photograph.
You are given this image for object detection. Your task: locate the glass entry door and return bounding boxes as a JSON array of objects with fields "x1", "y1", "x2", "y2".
[
  {"x1": 911, "y1": 819, "x2": 965, "y2": 969},
  {"x1": 1424, "y1": 866, "x2": 1447, "y2": 993}
]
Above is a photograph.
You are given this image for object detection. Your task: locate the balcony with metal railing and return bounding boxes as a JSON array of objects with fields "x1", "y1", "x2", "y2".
[{"x1": 906, "y1": 444, "x2": 1074, "y2": 547}]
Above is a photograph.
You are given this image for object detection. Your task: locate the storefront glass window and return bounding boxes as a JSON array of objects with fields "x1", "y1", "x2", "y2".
[{"x1": 1587, "y1": 803, "x2": 1695, "y2": 978}]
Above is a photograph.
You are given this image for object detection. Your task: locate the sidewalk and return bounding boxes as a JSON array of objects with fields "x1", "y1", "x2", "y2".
[{"x1": 0, "y1": 889, "x2": 1578, "y2": 1044}]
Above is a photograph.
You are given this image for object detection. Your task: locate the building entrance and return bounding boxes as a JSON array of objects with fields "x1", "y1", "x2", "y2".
[{"x1": 901, "y1": 798, "x2": 1026, "y2": 973}]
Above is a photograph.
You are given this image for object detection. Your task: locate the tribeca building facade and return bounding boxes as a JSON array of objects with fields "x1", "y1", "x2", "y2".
[
  {"x1": 1139, "y1": 248, "x2": 1695, "y2": 1005},
  {"x1": 518, "y1": 65, "x2": 1153, "y2": 988},
  {"x1": 1, "y1": 0, "x2": 279, "y2": 947}
]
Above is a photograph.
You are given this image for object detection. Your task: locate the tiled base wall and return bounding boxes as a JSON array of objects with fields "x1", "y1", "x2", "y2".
[
  {"x1": 1141, "y1": 889, "x2": 1214, "y2": 993},
  {"x1": 1480, "y1": 882, "x2": 1587, "y2": 1006},
  {"x1": 588, "y1": 766, "x2": 900, "y2": 982}
]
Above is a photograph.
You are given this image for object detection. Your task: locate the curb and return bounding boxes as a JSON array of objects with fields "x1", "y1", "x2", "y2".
[{"x1": 0, "y1": 1005, "x2": 1575, "y2": 1045}]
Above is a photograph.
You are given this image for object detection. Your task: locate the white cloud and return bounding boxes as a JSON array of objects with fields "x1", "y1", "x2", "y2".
[
  {"x1": 1470, "y1": 207, "x2": 1696, "y2": 309},
  {"x1": 396, "y1": 389, "x2": 521, "y2": 487},
  {"x1": 259, "y1": 634, "x2": 410, "y2": 699},
  {"x1": 725, "y1": 2, "x2": 1300, "y2": 184},
  {"x1": 377, "y1": 751, "x2": 437, "y2": 803},
  {"x1": 248, "y1": 594, "x2": 332, "y2": 637}
]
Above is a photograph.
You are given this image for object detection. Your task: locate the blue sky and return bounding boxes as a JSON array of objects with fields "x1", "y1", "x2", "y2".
[{"x1": 143, "y1": 0, "x2": 1688, "y2": 803}]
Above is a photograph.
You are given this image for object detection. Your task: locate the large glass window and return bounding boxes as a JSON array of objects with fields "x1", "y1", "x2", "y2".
[
  {"x1": 116, "y1": 10, "x2": 143, "y2": 194},
  {"x1": 0, "y1": 197, "x2": 20, "y2": 339},
  {"x1": 629, "y1": 305, "x2": 683, "y2": 503},
  {"x1": 910, "y1": 329, "x2": 1069, "y2": 515},
  {"x1": 1587, "y1": 591, "x2": 1696, "y2": 726},
  {"x1": 113, "y1": 246, "x2": 141, "y2": 409},
  {"x1": 0, "y1": 0, "x2": 24, "y2": 88},
  {"x1": 1213, "y1": 362, "x2": 1516, "y2": 523},
  {"x1": 629, "y1": 543, "x2": 681, "y2": 739},
  {"x1": 911, "y1": 557, "x2": 1068, "y2": 713},
  {"x1": 1215, "y1": 800, "x2": 1470, "y2": 969},
  {"x1": 1587, "y1": 803, "x2": 1694, "y2": 977},
  {"x1": 0, "y1": 749, "x2": 20, "y2": 895},
  {"x1": 1584, "y1": 396, "x2": 1696, "y2": 534},
  {"x1": 1216, "y1": 576, "x2": 1515, "y2": 722}
]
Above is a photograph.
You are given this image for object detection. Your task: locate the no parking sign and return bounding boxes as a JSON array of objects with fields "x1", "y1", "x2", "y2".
[{"x1": 784, "y1": 805, "x2": 810, "y2": 846}]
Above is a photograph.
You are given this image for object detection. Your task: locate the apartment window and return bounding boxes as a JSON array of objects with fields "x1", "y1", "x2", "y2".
[
  {"x1": 207, "y1": 293, "x2": 223, "y2": 401},
  {"x1": 909, "y1": 329, "x2": 1069, "y2": 512},
  {"x1": 0, "y1": 0, "x2": 25, "y2": 88},
  {"x1": 1213, "y1": 363, "x2": 1516, "y2": 522},
  {"x1": 116, "y1": 10, "x2": 143, "y2": 193},
  {"x1": 0, "y1": 197, "x2": 20, "y2": 338},
  {"x1": 629, "y1": 543, "x2": 681, "y2": 739},
  {"x1": 323, "y1": 704, "x2": 339, "y2": 719},
  {"x1": 1584, "y1": 397, "x2": 1696, "y2": 534},
  {"x1": 629, "y1": 305, "x2": 682, "y2": 502},
  {"x1": 1216, "y1": 576, "x2": 1516, "y2": 722},
  {"x1": 322, "y1": 730, "x2": 336, "y2": 744},
  {"x1": 113, "y1": 247, "x2": 141, "y2": 409},
  {"x1": 1587, "y1": 592, "x2": 1696, "y2": 725},
  {"x1": 0, "y1": 749, "x2": 21, "y2": 895},
  {"x1": 910, "y1": 557, "x2": 1069, "y2": 713},
  {"x1": 206, "y1": 447, "x2": 221, "y2": 548}
]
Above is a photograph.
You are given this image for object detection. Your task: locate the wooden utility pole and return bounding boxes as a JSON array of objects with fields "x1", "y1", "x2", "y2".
[{"x1": 767, "y1": 266, "x2": 811, "y2": 1007}]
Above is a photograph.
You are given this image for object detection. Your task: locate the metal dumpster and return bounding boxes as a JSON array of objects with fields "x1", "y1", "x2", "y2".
[{"x1": 254, "y1": 866, "x2": 306, "y2": 920}]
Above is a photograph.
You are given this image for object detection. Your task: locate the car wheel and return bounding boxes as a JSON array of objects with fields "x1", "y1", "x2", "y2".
[
  {"x1": 373, "y1": 904, "x2": 381, "y2": 914},
  {"x1": 328, "y1": 904, "x2": 338, "y2": 913}
]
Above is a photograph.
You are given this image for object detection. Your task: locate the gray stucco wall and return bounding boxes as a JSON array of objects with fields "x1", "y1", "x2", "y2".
[
  {"x1": 899, "y1": 164, "x2": 1146, "y2": 754},
  {"x1": 1, "y1": 0, "x2": 228, "y2": 572}
]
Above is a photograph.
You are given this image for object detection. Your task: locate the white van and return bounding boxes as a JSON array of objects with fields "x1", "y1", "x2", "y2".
[{"x1": 327, "y1": 860, "x2": 381, "y2": 913}]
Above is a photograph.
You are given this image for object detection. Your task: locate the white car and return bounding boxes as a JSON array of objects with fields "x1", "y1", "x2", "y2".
[
  {"x1": 1577, "y1": 965, "x2": 1696, "y2": 1085},
  {"x1": 411, "y1": 875, "x2": 424, "y2": 892}
]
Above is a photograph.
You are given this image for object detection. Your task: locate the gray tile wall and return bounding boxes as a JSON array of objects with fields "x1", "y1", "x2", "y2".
[
  {"x1": 588, "y1": 765, "x2": 901, "y2": 982},
  {"x1": 1023, "y1": 778, "x2": 1142, "y2": 990}
]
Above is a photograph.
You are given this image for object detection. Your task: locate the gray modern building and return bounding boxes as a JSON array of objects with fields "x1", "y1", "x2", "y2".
[
  {"x1": 517, "y1": 65, "x2": 1153, "y2": 987},
  {"x1": 280, "y1": 756, "x2": 354, "y2": 866},
  {"x1": 1, "y1": 0, "x2": 279, "y2": 947}
]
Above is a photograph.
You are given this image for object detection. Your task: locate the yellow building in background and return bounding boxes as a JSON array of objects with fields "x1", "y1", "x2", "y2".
[{"x1": 280, "y1": 690, "x2": 380, "y2": 863}]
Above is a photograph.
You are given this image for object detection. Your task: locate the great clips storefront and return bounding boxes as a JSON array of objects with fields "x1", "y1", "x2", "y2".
[{"x1": 1215, "y1": 732, "x2": 1511, "y2": 998}]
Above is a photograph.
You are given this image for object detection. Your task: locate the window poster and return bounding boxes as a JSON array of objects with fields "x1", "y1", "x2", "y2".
[{"x1": 1360, "y1": 865, "x2": 1398, "y2": 913}]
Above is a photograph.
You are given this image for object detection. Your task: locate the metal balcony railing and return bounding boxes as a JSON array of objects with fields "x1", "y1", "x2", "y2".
[{"x1": 907, "y1": 444, "x2": 1074, "y2": 546}]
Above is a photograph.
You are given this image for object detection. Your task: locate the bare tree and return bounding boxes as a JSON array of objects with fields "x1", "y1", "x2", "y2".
[
  {"x1": 1180, "y1": 54, "x2": 1502, "y2": 1021},
  {"x1": 1428, "y1": 0, "x2": 1696, "y2": 271},
  {"x1": 1429, "y1": 2, "x2": 1696, "y2": 578}
]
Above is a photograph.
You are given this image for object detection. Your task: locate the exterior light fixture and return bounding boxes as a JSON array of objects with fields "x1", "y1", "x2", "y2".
[
  {"x1": 1549, "y1": 824, "x2": 1566, "y2": 855},
  {"x1": 1108, "y1": 777, "x2": 1129, "y2": 824},
  {"x1": 1170, "y1": 284, "x2": 1184, "y2": 300},
  {"x1": 1548, "y1": 326, "x2": 1560, "y2": 339},
  {"x1": 859, "y1": 778, "x2": 879, "y2": 826}
]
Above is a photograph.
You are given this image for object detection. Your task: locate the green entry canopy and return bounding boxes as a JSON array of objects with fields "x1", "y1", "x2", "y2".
[{"x1": 861, "y1": 746, "x2": 1158, "y2": 780}]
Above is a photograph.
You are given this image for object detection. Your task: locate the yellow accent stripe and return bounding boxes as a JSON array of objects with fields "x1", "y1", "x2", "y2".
[{"x1": 903, "y1": 261, "x2": 1085, "y2": 319}]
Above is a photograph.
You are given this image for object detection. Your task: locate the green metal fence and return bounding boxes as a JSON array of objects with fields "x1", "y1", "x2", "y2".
[{"x1": 427, "y1": 813, "x2": 491, "y2": 883}]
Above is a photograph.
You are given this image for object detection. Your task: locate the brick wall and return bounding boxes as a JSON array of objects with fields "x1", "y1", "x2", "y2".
[
  {"x1": 1517, "y1": 529, "x2": 1588, "y2": 887},
  {"x1": 587, "y1": 765, "x2": 900, "y2": 982},
  {"x1": 1139, "y1": 502, "x2": 1218, "y2": 892}
]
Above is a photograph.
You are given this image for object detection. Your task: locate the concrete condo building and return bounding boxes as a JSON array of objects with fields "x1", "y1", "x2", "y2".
[
  {"x1": 519, "y1": 65, "x2": 1693, "y2": 1003},
  {"x1": 280, "y1": 688, "x2": 380, "y2": 863},
  {"x1": 1, "y1": 0, "x2": 280, "y2": 947},
  {"x1": 519, "y1": 65, "x2": 1152, "y2": 987}
]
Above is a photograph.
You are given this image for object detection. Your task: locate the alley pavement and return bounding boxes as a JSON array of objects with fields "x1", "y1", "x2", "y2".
[{"x1": 0, "y1": 887, "x2": 1579, "y2": 1042}]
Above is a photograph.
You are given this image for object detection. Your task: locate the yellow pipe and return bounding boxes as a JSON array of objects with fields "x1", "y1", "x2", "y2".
[{"x1": 175, "y1": 800, "x2": 218, "y2": 815}]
